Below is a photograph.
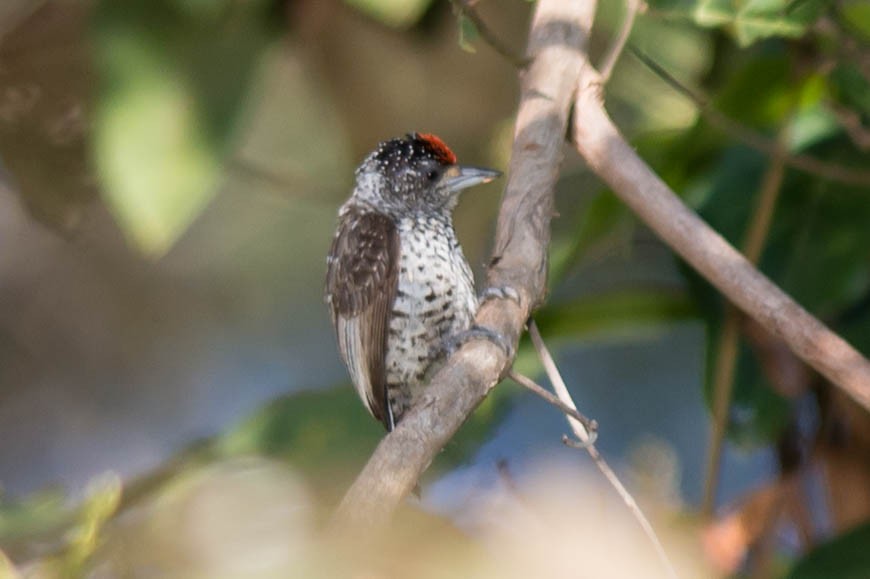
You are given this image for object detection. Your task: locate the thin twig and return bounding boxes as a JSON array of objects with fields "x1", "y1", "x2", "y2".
[
  {"x1": 628, "y1": 45, "x2": 870, "y2": 188},
  {"x1": 829, "y1": 101, "x2": 870, "y2": 151},
  {"x1": 528, "y1": 321, "x2": 593, "y2": 444},
  {"x1": 702, "y1": 134, "x2": 789, "y2": 517},
  {"x1": 528, "y1": 321, "x2": 680, "y2": 579},
  {"x1": 598, "y1": 0, "x2": 639, "y2": 83},
  {"x1": 451, "y1": 0, "x2": 530, "y2": 69},
  {"x1": 701, "y1": 310, "x2": 741, "y2": 515},
  {"x1": 508, "y1": 369, "x2": 599, "y2": 438}
]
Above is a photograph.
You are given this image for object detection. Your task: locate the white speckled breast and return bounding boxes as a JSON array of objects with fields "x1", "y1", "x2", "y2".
[{"x1": 384, "y1": 213, "x2": 477, "y2": 422}]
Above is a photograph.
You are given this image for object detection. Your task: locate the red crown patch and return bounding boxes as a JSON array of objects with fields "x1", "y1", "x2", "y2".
[{"x1": 416, "y1": 133, "x2": 457, "y2": 165}]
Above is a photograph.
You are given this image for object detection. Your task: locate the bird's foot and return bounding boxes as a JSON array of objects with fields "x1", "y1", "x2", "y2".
[
  {"x1": 443, "y1": 324, "x2": 514, "y2": 360},
  {"x1": 479, "y1": 285, "x2": 521, "y2": 307}
]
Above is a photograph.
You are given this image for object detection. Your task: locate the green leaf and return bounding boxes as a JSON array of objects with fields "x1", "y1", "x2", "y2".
[
  {"x1": 92, "y1": 0, "x2": 277, "y2": 257},
  {"x1": 343, "y1": 0, "x2": 434, "y2": 28},
  {"x1": 734, "y1": 0, "x2": 824, "y2": 46},
  {"x1": 63, "y1": 474, "x2": 122, "y2": 575},
  {"x1": 840, "y1": 0, "x2": 870, "y2": 40},
  {"x1": 695, "y1": 0, "x2": 735, "y2": 27},
  {"x1": 788, "y1": 104, "x2": 840, "y2": 151},
  {"x1": 830, "y1": 64, "x2": 870, "y2": 117},
  {"x1": 648, "y1": 0, "x2": 827, "y2": 46},
  {"x1": 786, "y1": 522, "x2": 870, "y2": 579},
  {"x1": 714, "y1": 53, "x2": 795, "y2": 129},
  {"x1": 725, "y1": 339, "x2": 791, "y2": 445},
  {"x1": 458, "y1": 14, "x2": 479, "y2": 53},
  {"x1": 0, "y1": 488, "x2": 71, "y2": 544},
  {"x1": 0, "y1": 474, "x2": 121, "y2": 575}
]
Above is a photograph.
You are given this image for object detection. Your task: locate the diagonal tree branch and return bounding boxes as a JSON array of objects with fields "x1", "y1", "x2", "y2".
[
  {"x1": 572, "y1": 61, "x2": 870, "y2": 415},
  {"x1": 332, "y1": 0, "x2": 594, "y2": 529}
]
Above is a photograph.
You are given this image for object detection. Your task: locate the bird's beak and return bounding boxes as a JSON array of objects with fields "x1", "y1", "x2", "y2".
[{"x1": 441, "y1": 165, "x2": 502, "y2": 193}]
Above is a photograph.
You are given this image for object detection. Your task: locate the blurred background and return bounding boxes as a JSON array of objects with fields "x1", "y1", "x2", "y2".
[{"x1": 0, "y1": 0, "x2": 868, "y2": 577}]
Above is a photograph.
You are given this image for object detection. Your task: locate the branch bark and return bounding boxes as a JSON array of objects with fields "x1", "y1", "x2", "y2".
[
  {"x1": 332, "y1": 0, "x2": 593, "y2": 529},
  {"x1": 572, "y1": 69, "x2": 870, "y2": 415}
]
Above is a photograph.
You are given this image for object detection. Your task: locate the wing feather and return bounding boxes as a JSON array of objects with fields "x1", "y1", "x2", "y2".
[{"x1": 325, "y1": 208, "x2": 399, "y2": 428}]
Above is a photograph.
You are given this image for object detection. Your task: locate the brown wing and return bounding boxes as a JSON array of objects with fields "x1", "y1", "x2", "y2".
[{"x1": 325, "y1": 208, "x2": 399, "y2": 428}]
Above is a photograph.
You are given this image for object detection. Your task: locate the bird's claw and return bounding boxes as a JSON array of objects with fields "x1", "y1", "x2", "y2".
[
  {"x1": 562, "y1": 431, "x2": 598, "y2": 449},
  {"x1": 480, "y1": 285, "x2": 521, "y2": 306},
  {"x1": 444, "y1": 324, "x2": 514, "y2": 360}
]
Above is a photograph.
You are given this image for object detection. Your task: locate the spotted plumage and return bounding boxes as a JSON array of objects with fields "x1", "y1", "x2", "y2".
[{"x1": 325, "y1": 133, "x2": 500, "y2": 430}]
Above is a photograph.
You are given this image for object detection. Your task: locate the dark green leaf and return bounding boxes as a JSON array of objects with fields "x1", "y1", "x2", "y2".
[
  {"x1": 830, "y1": 64, "x2": 870, "y2": 117},
  {"x1": 458, "y1": 14, "x2": 479, "y2": 53},
  {"x1": 714, "y1": 53, "x2": 795, "y2": 129},
  {"x1": 786, "y1": 522, "x2": 870, "y2": 579}
]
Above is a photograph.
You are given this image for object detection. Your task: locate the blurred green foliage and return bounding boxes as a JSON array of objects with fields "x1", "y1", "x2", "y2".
[
  {"x1": 648, "y1": 0, "x2": 828, "y2": 46},
  {"x1": 786, "y1": 522, "x2": 870, "y2": 579},
  {"x1": 840, "y1": 0, "x2": 870, "y2": 39},
  {"x1": 92, "y1": 0, "x2": 277, "y2": 256},
  {"x1": 344, "y1": 0, "x2": 434, "y2": 29},
  {"x1": 0, "y1": 475, "x2": 120, "y2": 576},
  {"x1": 216, "y1": 382, "x2": 511, "y2": 493},
  {"x1": 0, "y1": 383, "x2": 511, "y2": 575}
]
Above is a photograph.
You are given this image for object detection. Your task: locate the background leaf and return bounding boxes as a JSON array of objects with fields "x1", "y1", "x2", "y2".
[
  {"x1": 92, "y1": 0, "x2": 276, "y2": 257},
  {"x1": 343, "y1": 0, "x2": 434, "y2": 29},
  {"x1": 786, "y1": 522, "x2": 870, "y2": 579},
  {"x1": 458, "y1": 14, "x2": 479, "y2": 53}
]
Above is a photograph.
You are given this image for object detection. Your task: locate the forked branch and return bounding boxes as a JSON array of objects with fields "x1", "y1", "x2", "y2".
[
  {"x1": 528, "y1": 321, "x2": 680, "y2": 579},
  {"x1": 332, "y1": 0, "x2": 594, "y2": 529}
]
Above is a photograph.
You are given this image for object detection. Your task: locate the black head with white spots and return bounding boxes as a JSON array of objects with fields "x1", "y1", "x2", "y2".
[{"x1": 352, "y1": 133, "x2": 500, "y2": 214}]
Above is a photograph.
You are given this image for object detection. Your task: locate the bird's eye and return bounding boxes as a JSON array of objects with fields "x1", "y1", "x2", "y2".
[{"x1": 426, "y1": 169, "x2": 440, "y2": 182}]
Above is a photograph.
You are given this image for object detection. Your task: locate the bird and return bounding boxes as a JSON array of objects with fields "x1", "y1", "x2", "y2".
[{"x1": 325, "y1": 132, "x2": 501, "y2": 431}]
